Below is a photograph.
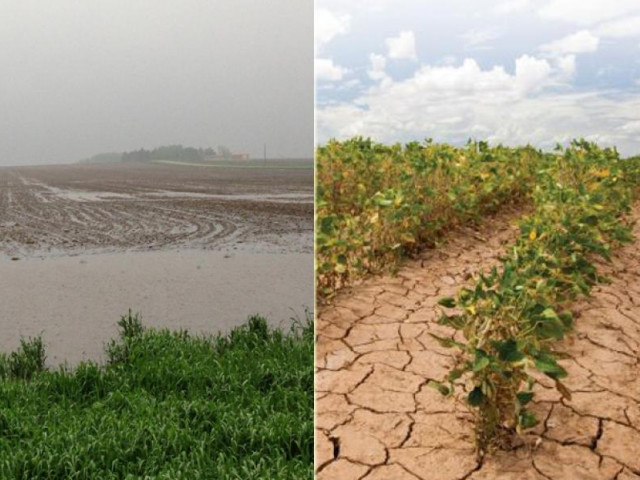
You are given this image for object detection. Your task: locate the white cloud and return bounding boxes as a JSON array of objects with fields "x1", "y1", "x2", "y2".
[
  {"x1": 514, "y1": 55, "x2": 553, "y2": 93},
  {"x1": 385, "y1": 30, "x2": 417, "y2": 60},
  {"x1": 387, "y1": 59, "x2": 513, "y2": 95},
  {"x1": 317, "y1": 52, "x2": 640, "y2": 157},
  {"x1": 621, "y1": 120, "x2": 640, "y2": 134},
  {"x1": 596, "y1": 16, "x2": 640, "y2": 38},
  {"x1": 556, "y1": 54, "x2": 577, "y2": 78},
  {"x1": 315, "y1": 58, "x2": 348, "y2": 81},
  {"x1": 368, "y1": 53, "x2": 389, "y2": 83},
  {"x1": 494, "y1": 0, "x2": 530, "y2": 15},
  {"x1": 439, "y1": 55, "x2": 457, "y2": 66},
  {"x1": 315, "y1": 9, "x2": 350, "y2": 53},
  {"x1": 362, "y1": 56, "x2": 554, "y2": 99},
  {"x1": 461, "y1": 27, "x2": 502, "y2": 50},
  {"x1": 538, "y1": 0, "x2": 640, "y2": 25},
  {"x1": 540, "y1": 30, "x2": 600, "y2": 54}
]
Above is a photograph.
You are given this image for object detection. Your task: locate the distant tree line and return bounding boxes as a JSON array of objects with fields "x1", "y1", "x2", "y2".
[{"x1": 80, "y1": 145, "x2": 234, "y2": 164}]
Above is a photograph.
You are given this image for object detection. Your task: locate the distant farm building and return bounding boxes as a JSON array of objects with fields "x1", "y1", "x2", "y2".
[{"x1": 203, "y1": 152, "x2": 250, "y2": 161}]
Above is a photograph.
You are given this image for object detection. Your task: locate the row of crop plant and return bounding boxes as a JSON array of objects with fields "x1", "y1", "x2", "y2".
[
  {"x1": 316, "y1": 138, "x2": 542, "y2": 300},
  {"x1": 431, "y1": 140, "x2": 640, "y2": 456}
]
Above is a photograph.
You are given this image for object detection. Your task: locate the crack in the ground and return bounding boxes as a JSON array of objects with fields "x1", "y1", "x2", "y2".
[
  {"x1": 330, "y1": 436, "x2": 340, "y2": 459},
  {"x1": 591, "y1": 419, "x2": 604, "y2": 451},
  {"x1": 316, "y1": 204, "x2": 640, "y2": 480}
]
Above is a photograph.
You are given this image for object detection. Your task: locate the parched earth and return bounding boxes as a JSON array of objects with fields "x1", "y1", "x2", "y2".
[
  {"x1": 0, "y1": 161, "x2": 312, "y2": 256},
  {"x1": 315, "y1": 204, "x2": 640, "y2": 480}
]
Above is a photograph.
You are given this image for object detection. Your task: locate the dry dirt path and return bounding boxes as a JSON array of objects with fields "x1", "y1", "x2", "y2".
[{"x1": 315, "y1": 204, "x2": 640, "y2": 480}]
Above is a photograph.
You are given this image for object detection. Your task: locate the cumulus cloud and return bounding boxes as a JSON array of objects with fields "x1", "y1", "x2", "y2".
[
  {"x1": 369, "y1": 55, "x2": 550, "y2": 98},
  {"x1": 315, "y1": 58, "x2": 348, "y2": 81},
  {"x1": 315, "y1": 8, "x2": 350, "y2": 53},
  {"x1": 368, "y1": 53, "x2": 389, "y2": 83},
  {"x1": 555, "y1": 54, "x2": 577, "y2": 79},
  {"x1": 316, "y1": 54, "x2": 640, "y2": 157},
  {"x1": 540, "y1": 30, "x2": 600, "y2": 54},
  {"x1": 315, "y1": 0, "x2": 640, "y2": 157},
  {"x1": 385, "y1": 31, "x2": 417, "y2": 60},
  {"x1": 315, "y1": 8, "x2": 351, "y2": 83},
  {"x1": 514, "y1": 55, "x2": 553, "y2": 93},
  {"x1": 596, "y1": 16, "x2": 640, "y2": 38},
  {"x1": 538, "y1": 0, "x2": 640, "y2": 25}
]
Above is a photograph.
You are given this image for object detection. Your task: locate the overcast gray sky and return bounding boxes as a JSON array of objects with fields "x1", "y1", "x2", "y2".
[{"x1": 0, "y1": 0, "x2": 312, "y2": 166}]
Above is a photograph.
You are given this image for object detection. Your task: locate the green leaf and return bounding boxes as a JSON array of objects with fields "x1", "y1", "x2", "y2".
[
  {"x1": 518, "y1": 410, "x2": 539, "y2": 429},
  {"x1": 437, "y1": 314, "x2": 466, "y2": 329},
  {"x1": 428, "y1": 333, "x2": 464, "y2": 349},
  {"x1": 534, "y1": 355, "x2": 567, "y2": 380},
  {"x1": 516, "y1": 391, "x2": 534, "y2": 406},
  {"x1": 472, "y1": 356, "x2": 490, "y2": 372},
  {"x1": 375, "y1": 198, "x2": 393, "y2": 207},
  {"x1": 468, "y1": 386, "x2": 484, "y2": 406},
  {"x1": 536, "y1": 315, "x2": 567, "y2": 340},
  {"x1": 492, "y1": 339, "x2": 524, "y2": 363},
  {"x1": 428, "y1": 381, "x2": 450, "y2": 396},
  {"x1": 437, "y1": 297, "x2": 456, "y2": 308},
  {"x1": 558, "y1": 312, "x2": 573, "y2": 329}
]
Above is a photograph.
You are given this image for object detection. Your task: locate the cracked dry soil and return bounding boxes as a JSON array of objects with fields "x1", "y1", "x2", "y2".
[{"x1": 315, "y1": 204, "x2": 640, "y2": 480}]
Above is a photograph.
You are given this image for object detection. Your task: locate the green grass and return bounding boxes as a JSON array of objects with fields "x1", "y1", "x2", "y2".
[{"x1": 0, "y1": 312, "x2": 313, "y2": 479}]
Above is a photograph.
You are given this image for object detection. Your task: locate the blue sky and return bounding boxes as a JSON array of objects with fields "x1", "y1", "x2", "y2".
[{"x1": 315, "y1": 0, "x2": 640, "y2": 156}]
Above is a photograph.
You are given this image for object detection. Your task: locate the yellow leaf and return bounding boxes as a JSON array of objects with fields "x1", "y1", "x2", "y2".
[
  {"x1": 370, "y1": 212, "x2": 379, "y2": 224},
  {"x1": 529, "y1": 230, "x2": 537, "y2": 241},
  {"x1": 400, "y1": 233, "x2": 415, "y2": 243}
]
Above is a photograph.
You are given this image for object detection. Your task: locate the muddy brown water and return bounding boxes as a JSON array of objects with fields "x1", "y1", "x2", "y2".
[{"x1": 0, "y1": 162, "x2": 313, "y2": 365}]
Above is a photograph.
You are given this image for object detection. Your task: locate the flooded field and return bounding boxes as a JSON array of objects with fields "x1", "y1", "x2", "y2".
[
  {"x1": 0, "y1": 161, "x2": 312, "y2": 256},
  {"x1": 0, "y1": 161, "x2": 313, "y2": 364}
]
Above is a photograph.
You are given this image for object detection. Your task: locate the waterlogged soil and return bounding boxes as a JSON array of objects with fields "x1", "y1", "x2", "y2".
[
  {"x1": 0, "y1": 161, "x2": 312, "y2": 256},
  {"x1": 315, "y1": 204, "x2": 640, "y2": 480},
  {"x1": 0, "y1": 162, "x2": 313, "y2": 364}
]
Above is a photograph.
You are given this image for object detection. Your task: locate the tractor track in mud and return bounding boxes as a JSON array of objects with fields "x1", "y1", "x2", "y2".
[{"x1": 0, "y1": 162, "x2": 312, "y2": 256}]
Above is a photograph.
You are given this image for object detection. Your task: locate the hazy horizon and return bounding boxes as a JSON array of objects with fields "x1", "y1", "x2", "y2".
[{"x1": 0, "y1": 1, "x2": 312, "y2": 166}]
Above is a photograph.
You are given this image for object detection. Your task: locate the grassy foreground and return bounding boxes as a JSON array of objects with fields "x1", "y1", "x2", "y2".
[{"x1": 0, "y1": 313, "x2": 313, "y2": 479}]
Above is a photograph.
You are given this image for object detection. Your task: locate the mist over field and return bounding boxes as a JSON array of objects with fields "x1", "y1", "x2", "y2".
[{"x1": 0, "y1": 0, "x2": 313, "y2": 166}]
